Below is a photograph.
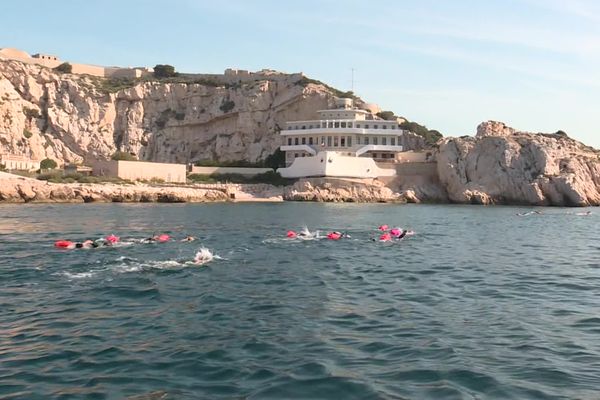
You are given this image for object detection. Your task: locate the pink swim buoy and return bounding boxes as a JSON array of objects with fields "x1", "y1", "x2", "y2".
[
  {"x1": 379, "y1": 233, "x2": 392, "y2": 242},
  {"x1": 157, "y1": 234, "x2": 170, "y2": 243},
  {"x1": 105, "y1": 234, "x2": 119, "y2": 244},
  {"x1": 327, "y1": 232, "x2": 342, "y2": 240},
  {"x1": 378, "y1": 225, "x2": 389, "y2": 231},
  {"x1": 54, "y1": 240, "x2": 74, "y2": 248},
  {"x1": 390, "y1": 228, "x2": 402, "y2": 238},
  {"x1": 287, "y1": 230, "x2": 297, "y2": 238}
]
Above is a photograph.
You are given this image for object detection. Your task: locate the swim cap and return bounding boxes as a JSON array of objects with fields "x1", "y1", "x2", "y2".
[
  {"x1": 390, "y1": 228, "x2": 401, "y2": 237},
  {"x1": 287, "y1": 230, "x2": 297, "y2": 238},
  {"x1": 157, "y1": 234, "x2": 170, "y2": 242},
  {"x1": 105, "y1": 234, "x2": 119, "y2": 244},
  {"x1": 378, "y1": 225, "x2": 389, "y2": 231}
]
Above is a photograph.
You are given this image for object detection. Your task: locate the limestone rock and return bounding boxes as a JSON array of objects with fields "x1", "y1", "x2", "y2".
[{"x1": 438, "y1": 123, "x2": 600, "y2": 206}]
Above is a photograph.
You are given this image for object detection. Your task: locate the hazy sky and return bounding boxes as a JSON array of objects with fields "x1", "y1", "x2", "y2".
[{"x1": 3, "y1": 0, "x2": 600, "y2": 147}]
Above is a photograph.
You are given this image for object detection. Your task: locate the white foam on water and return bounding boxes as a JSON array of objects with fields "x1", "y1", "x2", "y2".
[
  {"x1": 193, "y1": 248, "x2": 215, "y2": 266},
  {"x1": 60, "y1": 271, "x2": 98, "y2": 280}
]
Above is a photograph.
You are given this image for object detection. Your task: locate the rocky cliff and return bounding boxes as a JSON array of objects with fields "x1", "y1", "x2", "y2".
[
  {"x1": 0, "y1": 59, "x2": 424, "y2": 165},
  {"x1": 437, "y1": 121, "x2": 600, "y2": 206}
]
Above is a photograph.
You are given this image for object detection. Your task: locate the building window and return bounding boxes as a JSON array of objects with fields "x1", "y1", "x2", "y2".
[
  {"x1": 364, "y1": 137, "x2": 369, "y2": 145},
  {"x1": 383, "y1": 125, "x2": 387, "y2": 129},
  {"x1": 382, "y1": 137, "x2": 387, "y2": 145},
  {"x1": 287, "y1": 138, "x2": 292, "y2": 145},
  {"x1": 295, "y1": 153, "x2": 299, "y2": 158},
  {"x1": 348, "y1": 122, "x2": 352, "y2": 128},
  {"x1": 309, "y1": 137, "x2": 313, "y2": 145},
  {"x1": 334, "y1": 122, "x2": 340, "y2": 128},
  {"x1": 341, "y1": 137, "x2": 346, "y2": 147},
  {"x1": 391, "y1": 137, "x2": 396, "y2": 146},
  {"x1": 347, "y1": 136, "x2": 352, "y2": 147},
  {"x1": 294, "y1": 137, "x2": 299, "y2": 145},
  {"x1": 301, "y1": 137, "x2": 306, "y2": 145},
  {"x1": 374, "y1": 124, "x2": 378, "y2": 129},
  {"x1": 365, "y1": 124, "x2": 369, "y2": 129},
  {"x1": 327, "y1": 136, "x2": 332, "y2": 146},
  {"x1": 334, "y1": 136, "x2": 339, "y2": 147},
  {"x1": 356, "y1": 124, "x2": 361, "y2": 128},
  {"x1": 328, "y1": 122, "x2": 333, "y2": 128},
  {"x1": 373, "y1": 137, "x2": 378, "y2": 145},
  {"x1": 341, "y1": 122, "x2": 346, "y2": 128},
  {"x1": 302, "y1": 125, "x2": 306, "y2": 130},
  {"x1": 391, "y1": 125, "x2": 396, "y2": 130},
  {"x1": 288, "y1": 126, "x2": 292, "y2": 130},
  {"x1": 355, "y1": 135, "x2": 360, "y2": 145}
]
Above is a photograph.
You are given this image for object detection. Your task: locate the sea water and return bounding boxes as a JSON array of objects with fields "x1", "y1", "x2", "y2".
[{"x1": 1, "y1": 203, "x2": 599, "y2": 399}]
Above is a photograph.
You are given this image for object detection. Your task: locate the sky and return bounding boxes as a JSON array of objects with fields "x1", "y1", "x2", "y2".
[{"x1": 3, "y1": 0, "x2": 600, "y2": 147}]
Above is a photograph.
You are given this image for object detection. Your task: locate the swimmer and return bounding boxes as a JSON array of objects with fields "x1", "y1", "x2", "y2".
[
  {"x1": 286, "y1": 230, "x2": 298, "y2": 239},
  {"x1": 181, "y1": 235, "x2": 196, "y2": 242},
  {"x1": 326, "y1": 231, "x2": 350, "y2": 240},
  {"x1": 378, "y1": 224, "x2": 389, "y2": 231},
  {"x1": 141, "y1": 233, "x2": 171, "y2": 243},
  {"x1": 576, "y1": 211, "x2": 592, "y2": 216},
  {"x1": 516, "y1": 210, "x2": 543, "y2": 216},
  {"x1": 193, "y1": 248, "x2": 214, "y2": 265}
]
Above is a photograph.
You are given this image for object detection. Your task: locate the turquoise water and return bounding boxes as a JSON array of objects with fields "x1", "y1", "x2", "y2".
[{"x1": 1, "y1": 203, "x2": 599, "y2": 399}]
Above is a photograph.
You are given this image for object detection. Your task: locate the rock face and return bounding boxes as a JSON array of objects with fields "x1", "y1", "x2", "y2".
[
  {"x1": 0, "y1": 59, "x2": 425, "y2": 166},
  {"x1": 437, "y1": 121, "x2": 600, "y2": 206},
  {"x1": 284, "y1": 178, "x2": 405, "y2": 203},
  {"x1": 0, "y1": 174, "x2": 230, "y2": 203}
]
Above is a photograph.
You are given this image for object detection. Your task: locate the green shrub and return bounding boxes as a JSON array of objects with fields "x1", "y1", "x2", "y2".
[
  {"x1": 376, "y1": 111, "x2": 396, "y2": 121},
  {"x1": 0, "y1": 163, "x2": 5, "y2": 171},
  {"x1": 23, "y1": 107, "x2": 41, "y2": 119},
  {"x1": 263, "y1": 149, "x2": 286, "y2": 169},
  {"x1": 399, "y1": 121, "x2": 443, "y2": 146},
  {"x1": 188, "y1": 171, "x2": 290, "y2": 186},
  {"x1": 219, "y1": 99, "x2": 235, "y2": 113},
  {"x1": 40, "y1": 158, "x2": 58, "y2": 170},
  {"x1": 153, "y1": 64, "x2": 177, "y2": 78},
  {"x1": 23, "y1": 129, "x2": 33, "y2": 139},
  {"x1": 111, "y1": 151, "x2": 137, "y2": 161},
  {"x1": 54, "y1": 62, "x2": 72, "y2": 73}
]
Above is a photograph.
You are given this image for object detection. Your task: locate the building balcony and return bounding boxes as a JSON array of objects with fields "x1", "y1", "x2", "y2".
[
  {"x1": 355, "y1": 144, "x2": 404, "y2": 156},
  {"x1": 280, "y1": 144, "x2": 317, "y2": 155},
  {"x1": 281, "y1": 127, "x2": 405, "y2": 136}
]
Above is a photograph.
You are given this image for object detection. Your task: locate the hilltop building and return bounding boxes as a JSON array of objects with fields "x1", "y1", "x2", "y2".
[{"x1": 277, "y1": 98, "x2": 418, "y2": 178}]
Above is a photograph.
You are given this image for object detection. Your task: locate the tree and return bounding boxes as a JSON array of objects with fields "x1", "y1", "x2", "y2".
[
  {"x1": 153, "y1": 64, "x2": 177, "y2": 78},
  {"x1": 111, "y1": 151, "x2": 138, "y2": 161},
  {"x1": 263, "y1": 149, "x2": 286, "y2": 169},
  {"x1": 399, "y1": 121, "x2": 443, "y2": 146},
  {"x1": 54, "y1": 62, "x2": 72, "y2": 73},
  {"x1": 376, "y1": 111, "x2": 396, "y2": 121},
  {"x1": 40, "y1": 158, "x2": 58, "y2": 170}
]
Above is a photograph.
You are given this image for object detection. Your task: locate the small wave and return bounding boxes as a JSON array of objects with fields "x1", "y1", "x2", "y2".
[{"x1": 59, "y1": 271, "x2": 98, "y2": 280}]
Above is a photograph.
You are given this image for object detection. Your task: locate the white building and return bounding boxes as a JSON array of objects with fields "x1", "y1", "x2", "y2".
[
  {"x1": 0, "y1": 154, "x2": 40, "y2": 171},
  {"x1": 277, "y1": 98, "x2": 406, "y2": 178}
]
